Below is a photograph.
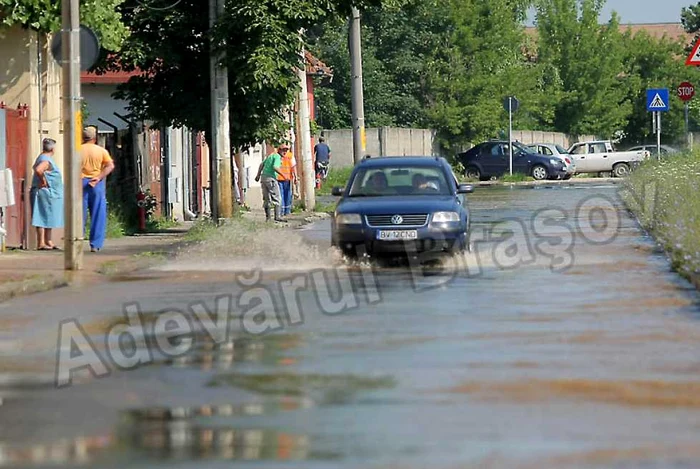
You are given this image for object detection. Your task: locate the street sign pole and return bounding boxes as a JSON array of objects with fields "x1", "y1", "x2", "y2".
[
  {"x1": 657, "y1": 111, "x2": 661, "y2": 160},
  {"x1": 508, "y1": 97, "x2": 513, "y2": 176},
  {"x1": 685, "y1": 102, "x2": 690, "y2": 143}
]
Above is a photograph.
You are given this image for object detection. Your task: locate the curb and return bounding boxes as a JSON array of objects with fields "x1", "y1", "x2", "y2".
[
  {"x1": 0, "y1": 275, "x2": 69, "y2": 303},
  {"x1": 473, "y1": 178, "x2": 622, "y2": 188}
]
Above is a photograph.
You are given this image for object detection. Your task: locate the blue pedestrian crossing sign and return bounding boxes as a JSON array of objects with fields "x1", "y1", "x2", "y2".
[{"x1": 646, "y1": 88, "x2": 670, "y2": 112}]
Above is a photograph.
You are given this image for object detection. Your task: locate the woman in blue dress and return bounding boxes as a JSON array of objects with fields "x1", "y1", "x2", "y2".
[{"x1": 31, "y1": 138, "x2": 64, "y2": 250}]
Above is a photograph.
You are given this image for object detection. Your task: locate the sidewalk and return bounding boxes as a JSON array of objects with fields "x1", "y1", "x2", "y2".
[{"x1": 0, "y1": 226, "x2": 191, "y2": 302}]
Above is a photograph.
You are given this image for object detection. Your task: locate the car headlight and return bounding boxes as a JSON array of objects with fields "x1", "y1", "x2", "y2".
[
  {"x1": 432, "y1": 211, "x2": 460, "y2": 222},
  {"x1": 550, "y1": 159, "x2": 562, "y2": 166},
  {"x1": 336, "y1": 213, "x2": 362, "y2": 225}
]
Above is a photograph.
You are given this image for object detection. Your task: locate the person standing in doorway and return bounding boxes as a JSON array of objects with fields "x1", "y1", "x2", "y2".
[
  {"x1": 313, "y1": 137, "x2": 331, "y2": 189},
  {"x1": 255, "y1": 144, "x2": 287, "y2": 222},
  {"x1": 30, "y1": 138, "x2": 64, "y2": 250},
  {"x1": 277, "y1": 144, "x2": 297, "y2": 216},
  {"x1": 81, "y1": 126, "x2": 115, "y2": 252}
]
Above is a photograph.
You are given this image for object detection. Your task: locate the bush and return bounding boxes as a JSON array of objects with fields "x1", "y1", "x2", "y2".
[
  {"x1": 501, "y1": 173, "x2": 531, "y2": 183},
  {"x1": 623, "y1": 152, "x2": 700, "y2": 278},
  {"x1": 317, "y1": 167, "x2": 354, "y2": 196}
]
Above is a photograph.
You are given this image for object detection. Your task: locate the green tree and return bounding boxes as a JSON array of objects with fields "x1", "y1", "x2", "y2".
[
  {"x1": 312, "y1": 0, "x2": 451, "y2": 129},
  {"x1": 619, "y1": 30, "x2": 698, "y2": 145},
  {"x1": 0, "y1": 0, "x2": 128, "y2": 50},
  {"x1": 682, "y1": 3, "x2": 700, "y2": 47},
  {"x1": 535, "y1": 0, "x2": 630, "y2": 138},
  {"x1": 108, "y1": 0, "x2": 396, "y2": 148},
  {"x1": 427, "y1": 0, "x2": 549, "y2": 148}
]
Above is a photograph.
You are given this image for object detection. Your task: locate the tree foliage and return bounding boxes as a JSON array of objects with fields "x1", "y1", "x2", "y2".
[
  {"x1": 0, "y1": 0, "x2": 128, "y2": 50},
  {"x1": 312, "y1": 0, "x2": 699, "y2": 148},
  {"x1": 109, "y1": 0, "x2": 395, "y2": 148},
  {"x1": 312, "y1": 0, "x2": 450, "y2": 129}
]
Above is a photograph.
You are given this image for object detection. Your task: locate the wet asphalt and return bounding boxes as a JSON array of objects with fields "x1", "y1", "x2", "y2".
[{"x1": 1, "y1": 183, "x2": 700, "y2": 468}]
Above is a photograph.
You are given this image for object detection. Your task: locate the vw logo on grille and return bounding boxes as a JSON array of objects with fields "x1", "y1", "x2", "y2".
[{"x1": 391, "y1": 215, "x2": 403, "y2": 225}]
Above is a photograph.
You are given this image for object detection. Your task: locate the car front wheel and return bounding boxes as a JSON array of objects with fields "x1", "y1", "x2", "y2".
[
  {"x1": 613, "y1": 162, "x2": 630, "y2": 178},
  {"x1": 531, "y1": 165, "x2": 548, "y2": 181},
  {"x1": 464, "y1": 166, "x2": 481, "y2": 180}
]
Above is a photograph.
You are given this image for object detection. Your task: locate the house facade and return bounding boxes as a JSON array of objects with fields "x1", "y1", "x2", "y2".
[{"x1": 0, "y1": 26, "x2": 62, "y2": 249}]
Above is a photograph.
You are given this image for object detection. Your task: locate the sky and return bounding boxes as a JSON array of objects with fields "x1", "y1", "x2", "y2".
[
  {"x1": 527, "y1": 0, "x2": 693, "y2": 25},
  {"x1": 603, "y1": 0, "x2": 690, "y2": 24}
]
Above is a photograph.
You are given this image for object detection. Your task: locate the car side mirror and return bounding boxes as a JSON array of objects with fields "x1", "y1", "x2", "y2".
[
  {"x1": 457, "y1": 183, "x2": 474, "y2": 194},
  {"x1": 331, "y1": 186, "x2": 345, "y2": 197}
]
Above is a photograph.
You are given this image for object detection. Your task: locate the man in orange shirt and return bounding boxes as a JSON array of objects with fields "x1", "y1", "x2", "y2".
[
  {"x1": 276, "y1": 144, "x2": 297, "y2": 216},
  {"x1": 81, "y1": 126, "x2": 115, "y2": 252}
]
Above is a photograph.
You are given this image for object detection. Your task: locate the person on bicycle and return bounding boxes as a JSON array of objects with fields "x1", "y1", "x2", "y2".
[{"x1": 314, "y1": 137, "x2": 331, "y2": 188}]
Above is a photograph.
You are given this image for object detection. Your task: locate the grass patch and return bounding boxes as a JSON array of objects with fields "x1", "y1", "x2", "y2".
[
  {"x1": 501, "y1": 173, "x2": 532, "y2": 183},
  {"x1": 316, "y1": 167, "x2": 353, "y2": 196},
  {"x1": 184, "y1": 218, "x2": 219, "y2": 243},
  {"x1": 208, "y1": 372, "x2": 396, "y2": 398},
  {"x1": 146, "y1": 216, "x2": 179, "y2": 232},
  {"x1": 315, "y1": 200, "x2": 337, "y2": 213},
  {"x1": 623, "y1": 151, "x2": 700, "y2": 279}
]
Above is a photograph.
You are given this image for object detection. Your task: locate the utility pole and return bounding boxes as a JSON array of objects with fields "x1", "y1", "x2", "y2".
[
  {"x1": 297, "y1": 46, "x2": 315, "y2": 211},
  {"x1": 349, "y1": 7, "x2": 365, "y2": 164},
  {"x1": 508, "y1": 97, "x2": 513, "y2": 176},
  {"x1": 209, "y1": 0, "x2": 233, "y2": 222},
  {"x1": 62, "y1": 0, "x2": 82, "y2": 270}
]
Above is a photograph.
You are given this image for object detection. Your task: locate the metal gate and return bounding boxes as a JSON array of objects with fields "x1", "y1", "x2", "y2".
[
  {"x1": 1, "y1": 106, "x2": 29, "y2": 248},
  {"x1": 146, "y1": 127, "x2": 162, "y2": 217}
]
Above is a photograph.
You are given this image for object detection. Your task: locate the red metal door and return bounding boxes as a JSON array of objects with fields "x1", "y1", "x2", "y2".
[{"x1": 4, "y1": 107, "x2": 28, "y2": 248}]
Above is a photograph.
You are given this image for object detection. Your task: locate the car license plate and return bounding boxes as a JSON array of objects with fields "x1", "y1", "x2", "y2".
[{"x1": 376, "y1": 230, "x2": 418, "y2": 240}]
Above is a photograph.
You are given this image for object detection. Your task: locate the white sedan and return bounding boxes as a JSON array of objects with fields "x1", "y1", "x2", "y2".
[{"x1": 528, "y1": 143, "x2": 576, "y2": 180}]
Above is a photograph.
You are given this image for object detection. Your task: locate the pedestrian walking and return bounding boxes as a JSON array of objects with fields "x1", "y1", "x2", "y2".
[
  {"x1": 277, "y1": 144, "x2": 297, "y2": 216},
  {"x1": 30, "y1": 138, "x2": 63, "y2": 250},
  {"x1": 314, "y1": 137, "x2": 331, "y2": 189},
  {"x1": 80, "y1": 126, "x2": 115, "y2": 252},
  {"x1": 255, "y1": 144, "x2": 287, "y2": 222}
]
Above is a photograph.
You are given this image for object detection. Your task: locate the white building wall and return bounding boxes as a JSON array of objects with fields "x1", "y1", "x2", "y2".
[
  {"x1": 242, "y1": 143, "x2": 265, "y2": 209},
  {"x1": 81, "y1": 84, "x2": 130, "y2": 130},
  {"x1": 167, "y1": 127, "x2": 186, "y2": 221}
]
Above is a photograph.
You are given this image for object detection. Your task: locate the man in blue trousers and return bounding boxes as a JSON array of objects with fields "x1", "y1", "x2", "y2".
[{"x1": 80, "y1": 126, "x2": 115, "y2": 252}]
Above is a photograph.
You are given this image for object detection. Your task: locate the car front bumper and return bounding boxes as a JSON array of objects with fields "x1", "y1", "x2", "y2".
[{"x1": 333, "y1": 222, "x2": 467, "y2": 256}]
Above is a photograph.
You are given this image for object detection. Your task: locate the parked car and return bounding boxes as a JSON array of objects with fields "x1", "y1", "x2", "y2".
[
  {"x1": 527, "y1": 143, "x2": 576, "y2": 179},
  {"x1": 330, "y1": 156, "x2": 473, "y2": 259},
  {"x1": 568, "y1": 140, "x2": 649, "y2": 177},
  {"x1": 626, "y1": 144, "x2": 679, "y2": 157},
  {"x1": 457, "y1": 140, "x2": 568, "y2": 181}
]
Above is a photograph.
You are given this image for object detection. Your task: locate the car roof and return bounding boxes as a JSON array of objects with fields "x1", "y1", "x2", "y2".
[{"x1": 358, "y1": 156, "x2": 447, "y2": 168}]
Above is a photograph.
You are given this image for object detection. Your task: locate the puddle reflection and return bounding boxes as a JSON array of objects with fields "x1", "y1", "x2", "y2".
[{"x1": 0, "y1": 399, "x2": 330, "y2": 467}]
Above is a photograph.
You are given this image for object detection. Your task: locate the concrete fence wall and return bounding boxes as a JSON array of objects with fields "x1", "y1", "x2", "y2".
[
  {"x1": 321, "y1": 127, "x2": 440, "y2": 168},
  {"x1": 322, "y1": 127, "x2": 598, "y2": 168},
  {"x1": 511, "y1": 130, "x2": 597, "y2": 148}
]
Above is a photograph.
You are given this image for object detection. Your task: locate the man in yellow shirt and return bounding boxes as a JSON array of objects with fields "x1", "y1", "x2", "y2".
[{"x1": 81, "y1": 126, "x2": 115, "y2": 252}]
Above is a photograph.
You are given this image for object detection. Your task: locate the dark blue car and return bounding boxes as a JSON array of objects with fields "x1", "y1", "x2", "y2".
[
  {"x1": 331, "y1": 156, "x2": 474, "y2": 259},
  {"x1": 458, "y1": 140, "x2": 568, "y2": 181}
]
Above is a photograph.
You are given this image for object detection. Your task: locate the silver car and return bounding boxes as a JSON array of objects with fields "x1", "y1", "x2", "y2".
[
  {"x1": 626, "y1": 144, "x2": 679, "y2": 157},
  {"x1": 528, "y1": 143, "x2": 576, "y2": 179}
]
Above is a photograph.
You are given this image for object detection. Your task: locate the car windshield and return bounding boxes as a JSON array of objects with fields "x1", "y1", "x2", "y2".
[
  {"x1": 348, "y1": 165, "x2": 452, "y2": 197},
  {"x1": 555, "y1": 145, "x2": 569, "y2": 154},
  {"x1": 514, "y1": 142, "x2": 537, "y2": 154}
]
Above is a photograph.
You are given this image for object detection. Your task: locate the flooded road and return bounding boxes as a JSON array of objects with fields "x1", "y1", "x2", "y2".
[{"x1": 1, "y1": 183, "x2": 700, "y2": 468}]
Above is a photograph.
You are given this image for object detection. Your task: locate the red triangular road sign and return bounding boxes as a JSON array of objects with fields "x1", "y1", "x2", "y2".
[{"x1": 686, "y1": 38, "x2": 700, "y2": 66}]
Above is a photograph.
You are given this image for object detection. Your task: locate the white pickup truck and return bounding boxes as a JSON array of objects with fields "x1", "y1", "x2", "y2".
[{"x1": 568, "y1": 141, "x2": 649, "y2": 177}]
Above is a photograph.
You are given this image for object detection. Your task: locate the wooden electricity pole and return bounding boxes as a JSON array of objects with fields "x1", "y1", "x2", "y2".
[
  {"x1": 349, "y1": 7, "x2": 366, "y2": 164},
  {"x1": 62, "y1": 0, "x2": 83, "y2": 270},
  {"x1": 209, "y1": 0, "x2": 233, "y2": 222}
]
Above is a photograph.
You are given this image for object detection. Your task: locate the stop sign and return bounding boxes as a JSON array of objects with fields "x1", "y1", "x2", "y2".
[{"x1": 678, "y1": 82, "x2": 695, "y2": 101}]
